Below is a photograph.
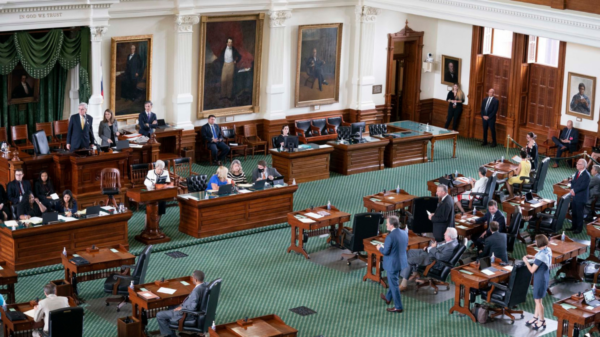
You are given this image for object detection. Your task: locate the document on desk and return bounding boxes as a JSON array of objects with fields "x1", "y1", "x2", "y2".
[
  {"x1": 481, "y1": 269, "x2": 495, "y2": 276},
  {"x1": 4, "y1": 220, "x2": 18, "y2": 227},
  {"x1": 58, "y1": 215, "x2": 78, "y2": 222},
  {"x1": 503, "y1": 266, "x2": 514, "y2": 271},
  {"x1": 110, "y1": 248, "x2": 120, "y2": 253},
  {"x1": 560, "y1": 303, "x2": 577, "y2": 310},
  {"x1": 137, "y1": 291, "x2": 160, "y2": 300},
  {"x1": 237, "y1": 184, "x2": 253, "y2": 188},
  {"x1": 23, "y1": 309, "x2": 35, "y2": 318},
  {"x1": 50, "y1": 193, "x2": 60, "y2": 200},
  {"x1": 237, "y1": 189, "x2": 251, "y2": 194},
  {"x1": 22, "y1": 217, "x2": 43, "y2": 224},
  {"x1": 319, "y1": 144, "x2": 332, "y2": 148},
  {"x1": 304, "y1": 212, "x2": 323, "y2": 219},
  {"x1": 129, "y1": 144, "x2": 143, "y2": 148},
  {"x1": 298, "y1": 218, "x2": 315, "y2": 224},
  {"x1": 456, "y1": 225, "x2": 469, "y2": 230},
  {"x1": 157, "y1": 287, "x2": 176, "y2": 295}
]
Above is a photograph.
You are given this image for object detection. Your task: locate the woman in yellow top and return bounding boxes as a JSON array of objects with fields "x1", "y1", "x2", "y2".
[{"x1": 506, "y1": 150, "x2": 531, "y2": 198}]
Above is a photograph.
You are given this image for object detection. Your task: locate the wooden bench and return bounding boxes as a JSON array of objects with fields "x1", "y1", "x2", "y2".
[{"x1": 294, "y1": 115, "x2": 349, "y2": 144}]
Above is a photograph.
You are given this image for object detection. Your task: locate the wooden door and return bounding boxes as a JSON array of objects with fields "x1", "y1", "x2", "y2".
[
  {"x1": 483, "y1": 55, "x2": 511, "y2": 119},
  {"x1": 402, "y1": 40, "x2": 418, "y2": 121},
  {"x1": 527, "y1": 63, "x2": 558, "y2": 128}
]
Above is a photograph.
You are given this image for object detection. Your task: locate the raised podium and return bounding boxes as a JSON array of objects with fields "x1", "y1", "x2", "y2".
[{"x1": 127, "y1": 185, "x2": 178, "y2": 244}]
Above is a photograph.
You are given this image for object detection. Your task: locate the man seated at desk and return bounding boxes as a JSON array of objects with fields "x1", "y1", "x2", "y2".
[
  {"x1": 479, "y1": 221, "x2": 508, "y2": 263},
  {"x1": 66, "y1": 102, "x2": 95, "y2": 151},
  {"x1": 551, "y1": 120, "x2": 579, "y2": 168},
  {"x1": 7, "y1": 169, "x2": 32, "y2": 206},
  {"x1": 400, "y1": 228, "x2": 459, "y2": 290},
  {"x1": 17, "y1": 191, "x2": 47, "y2": 220},
  {"x1": 251, "y1": 160, "x2": 281, "y2": 183},
  {"x1": 32, "y1": 283, "x2": 70, "y2": 337},
  {"x1": 468, "y1": 200, "x2": 506, "y2": 252},
  {"x1": 157, "y1": 270, "x2": 208, "y2": 337},
  {"x1": 428, "y1": 185, "x2": 455, "y2": 242},
  {"x1": 200, "y1": 114, "x2": 230, "y2": 166},
  {"x1": 454, "y1": 166, "x2": 489, "y2": 214},
  {"x1": 145, "y1": 160, "x2": 171, "y2": 222},
  {"x1": 139, "y1": 101, "x2": 158, "y2": 137}
]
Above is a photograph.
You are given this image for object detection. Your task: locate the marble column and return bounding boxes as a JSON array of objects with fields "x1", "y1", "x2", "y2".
[
  {"x1": 69, "y1": 64, "x2": 80, "y2": 115},
  {"x1": 89, "y1": 26, "x2": 108, "y2": 139},
  {"x1": 355, "y1": 6, "x2": 380, "y2": 111},
  {"x1": 172, "y1": 14, "x2": 199, "y2": 130},
  {"x1": 264, "y1": 10, "x2": 292, "y2": 121}
]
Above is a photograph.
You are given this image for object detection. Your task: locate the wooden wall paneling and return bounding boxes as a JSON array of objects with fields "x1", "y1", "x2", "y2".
[
  {"x1": 428, "y1": 99, "x2": 471, "y2": 135},
  {"x1": 554, "y1": 41, "x2": 567, "y2": 130},
  {"x1": 467, "y1": 26, "x2": 485, "y2": 139},
  {"x1": 518, "y1": 64, "x2": 530, "y2": 126},
  {"x1": 417, "y1": 99, "x2": 434, "y2": 125},
  {"x1": 263, "y1": 119, "x2": 288, "y2": 149},
  {"x1": 180, "y1": 130, "x2": 197, "y2": 161},
  {"x1": 507, "y1": 33, "x2": 528, "y2": 143}
]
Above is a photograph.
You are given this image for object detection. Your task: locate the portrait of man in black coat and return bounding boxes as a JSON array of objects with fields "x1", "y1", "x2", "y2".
[
  {"x1": 306, "y1": 48, "x2": 328, "y2": 91},
  {"x1": 121, "y1": 44, "x2": 144, "y2": 101},
  {"x1": 11, "y1": 75, "x2": 34, "y2": 99}
]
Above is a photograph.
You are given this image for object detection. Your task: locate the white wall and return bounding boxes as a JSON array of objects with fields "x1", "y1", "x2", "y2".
[
  {"x1": 561, "y1": 42, "x2": 600, "y2": 132},
  {"x1": 406, "y1": 15, "x2": 438, "y2": 101}
]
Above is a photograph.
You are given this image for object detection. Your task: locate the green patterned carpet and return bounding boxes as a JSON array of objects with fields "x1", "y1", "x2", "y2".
[{"x1": 7, "y1": 137, "x2": 587, "y2": 336}]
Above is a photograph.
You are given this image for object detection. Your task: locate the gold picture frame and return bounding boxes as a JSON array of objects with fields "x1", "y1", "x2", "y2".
[
  {"x1": 441, "y1": 55, "x2": 461, "y2": 86},
  {"x1": 197, "y1": 14, "x2": 264, "y2": 118},
  {"x1": 110, "y1": 35, "x2": 153, "y2": 120},
  {"x1": 7, "y1": 63, "x2": 40, "y2": 105},
  {"x1": 566, "y1": 72, "x2": 596, "y2": 121},
  {"x1": 295, "y1": 23, "x2": 343, "y2": 108}
]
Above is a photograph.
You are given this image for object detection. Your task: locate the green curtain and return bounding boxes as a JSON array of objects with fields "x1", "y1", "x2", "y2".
[
  {"x1": 78, "y1": 27, "x2": 91, "y2": 104},
  {"x1": 0, "y1": 36, "x2": 18, "y2": 75}
]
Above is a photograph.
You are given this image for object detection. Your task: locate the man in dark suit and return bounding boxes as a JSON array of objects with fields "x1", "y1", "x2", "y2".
[
  {"x1": 377, "y1": 216, "x2": 408, "y2": 313},
  {"x1": 156, "y1": 270, "x2": 208, "y2": 337},
  {"x1": 479, "y1": 221, "x2": 508, "y2": 263},
  {"x1": 7, "y1": 169, "x2": 32, "y2": 206},
  {"x1": 551, "y1": 120, "x2": 579, "y2": 168},
  {"x1": 469, "y1": 200, "x2": 506, "y2": 252},
  {"x1": 218, "y1": 38, "x2": 241, "y2": 100},
  {"x1": 429, "y1": 185, "x2": 455, "y2": 242},
  {"x1": 586, "y1": 165, "x2": 600, "y2": 221},
  {"x1": 200, "y1": 115, "x2": 230, "y2": 165},
  {"x1": 444, "y1": 61, "x2": 457, "y2": 84},
  {"x1": 401, "y1": 227, "x2": 459, "y2": 290},
  {"x1": 121, "y1": 44, "x2": 144, "y2": 101},
  {"x1": 66, "y1": 102, "x2": 95, "y2": 151},
  {"x1": 569, "y1": 159, "x2": 590, "y2": 234},
  {"x1": 480, "y1": 88, "x2": 499, "y2": 147},
  {"x1": 138, "y1": 100, "x2": 158, "y2": 136},
  {"x1": 306, "y1": 48, "x2": 328, "y2": 91},
  {"x1": 251, "y1": 160, "x2": 281, "y2": 183},
  {"x1": 12, "y1": 75, "x2": 33, "y2": 99}
]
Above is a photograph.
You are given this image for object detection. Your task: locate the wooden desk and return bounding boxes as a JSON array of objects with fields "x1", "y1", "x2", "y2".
[
  {"x1": 449, "y1": 262, "x2": 512, "y2": 322},
  {"x1": 363, "y1": 189, "x2": 416, "y2": 218},
  {"x1": 427, "y1": 174, "x2": 471, "y2": 197},
  {"x1": 454, "y1": 211, "x2": 486, "y2": 240},
  {"x1": 526, "y1": 235, "x2": 587, "y2": 286},
  {"x1": 588, "y1": 221, "x2": 600, "y2": 262},
  {"x1": 553, "y1": 179, "x2": 572, "y2": 202},
  {"x1": 211, "y1": 314, "x2": 297, "y2": 337},
  {"x1": 0, "y1": 261, "x2": 17, "y2": 304},
  {"x1": 129, "y1": 276, "x2": 197, "y2": 337},
  {"x1": 61, "y1": 244, "x2": 135, "y2": 287},
  {"x1": 287, "y1": 205, "x2": 351, "y2": 259},
  {"x1": 386, "y1": 121, "x2": 457, "y2": 162},
  {"x1": 375, "y1": 132, "x2": 431, "y2": 168},
  {"x1": 270, "y1": 145, "x2": 334, "y2": 184},
  {"x1": 127, "y1": 186, "x2": 178, "y2": 244},
  {"x1": 502, "y1": 194, "x2": 555, "y2": 230},
  {"x1": 362, "y1": 231, "x2": 431, "y2": 288},
  {"x1": 553, "y1": 290, "x2": 600, "y2": 337},
  {"x1": 327, "y1": 138, "x2": 387, "y2": 175},
  {"x1": 178, "y1": 185, "x2": 298, "y2": 238},
  {"x1": 0, "y1": 212, "x2": 132, "y2": 270},
  {"x1": 121, "y1": 125, "x2": 191, "y2": 161},
  {"x1": 483, "y1": 160, "x2": 520, "y2": 180},
  {"x1": 0, "y1": 296, "x2": 77, "y2": 337}
]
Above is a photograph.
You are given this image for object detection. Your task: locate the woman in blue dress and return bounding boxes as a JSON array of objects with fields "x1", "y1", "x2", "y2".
[
  {"x1": 523, "y1": 234, "x2": 551, "y2": 330},
  {"x1": 209, "y1": 166, "x2": 233, "y2": 191}
]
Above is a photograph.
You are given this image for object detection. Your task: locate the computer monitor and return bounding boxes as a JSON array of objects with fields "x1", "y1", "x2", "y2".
[
  {"x1": 85, "y1": 205, "x2": 101, "y2": 218},
  {"x1": 115, "y1": 140, "x2": 130, "y2": 150},
  {"x1": 479, "y1": 256, "x2": 492, "y2": 270},
  {"x1": 42, "y1": 212, "x2": 59, "y2": 224},
  {"x1": 285, "y1": 135, "x2": 299, "y2": 150},
  {"x1": 217, "y1": 184, "x2": 234, "y2": 195},
  {"x1": 350, "y1": 122, "x2": 366, "y2": 135}
]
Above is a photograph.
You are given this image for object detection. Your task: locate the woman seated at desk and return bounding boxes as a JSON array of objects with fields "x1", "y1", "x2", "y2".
[
  {"x1": 56, "y1": 190, "x2": 77, "y2": 217},
  {"x1": 34, "y1": 170, "x2": 56, "y2": 209},
  {"x1": 276, "y1": 125, "x2": 290, "y2": 148},
  {"x1": 209, "y1": 166, "x2": 233, "y2": 191},
  {"x1": 17, "y1": 191, "x2": 47, "y2": 220},
  {"x1": 506, "y1": 150, "x2": 531, "y2": 198},
  {"x1": 227, "y1": 160, "x2": 247, "y2": 185},
  {"x1": 144, "y1": 160, "x2": 171, "y2": 218}
]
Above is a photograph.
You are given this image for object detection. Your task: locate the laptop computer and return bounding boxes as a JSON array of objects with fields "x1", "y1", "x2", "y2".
[
  {"x1": 479, "y1": 256, "x2": 499, "y2": 273},
  {"x1": 42, "y1": 212, "x2": 59, "y2": 224},
  {"x1": 113, "y1": 140, "x2": 130, "y2": 151},
  {"x1": 272, "y1": 178, "x2": 285, "y2": 186},
  {"x1": 85, "y1": 205, "x2": 101, "y2": 218},
  {"x1": 156, "y1": 119, "x2": 168, "y2": 128},
  {"x1": 525, "y1": 192, "x2": 538, "y2": 204},
  {"x1": 584, "y1": 290, "x2": 600, "y2": 307},
  {"x1": 217, "y1": 184, "x2": 234, "y2": 195},
  {"x1": 248, "y1": 180, "x2": 266, "y2": 191}
]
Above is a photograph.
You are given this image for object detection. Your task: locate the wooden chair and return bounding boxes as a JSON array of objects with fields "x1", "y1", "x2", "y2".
[
  {"x1": 11, "y1": 125, "x2": 34, "y2": 151},
  {"x1": 538, "y1": 129, "x2": 561, "y2": 157},
  {"x1": 243, "y1": 124, "x2": 267, "y2": 157},
  {"x1": 53, "y1": 120, "x2": 69, "y2": 147},
  {"x1": 222, "y1": 125, "x2": 247, "y2": 162},
  {"x1": 36, "y1": 122, "x2": 61, "y2": 148},
  {"x1": 172, "y1": 157, "x2": 199, "y2": 194},
  {"x1": 572, "y1": 135, "x2": 597, "y2": 167},
  {"x1": 101, "y1": 168, "x2": 121, "y2": 208},
  {"x1": 129, "y1": 163, "x2": 152, "y2": 210}
]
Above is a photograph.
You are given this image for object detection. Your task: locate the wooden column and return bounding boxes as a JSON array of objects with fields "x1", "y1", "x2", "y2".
[
  {"x1": 506, "y1": 33, "x2": 529, "y2": 146},
  {"x1": 467, "y1": 26, "x2": 484, "y2": 139}
]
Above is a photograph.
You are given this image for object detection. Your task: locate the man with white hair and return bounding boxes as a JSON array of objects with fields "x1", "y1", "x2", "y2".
[
  {"x1": 66, "y1": 102, "x2": 95, "y2": 151},
  {"x1": 568, "y1": 158, "x2": 590, "y2": 234},
  {"x1": 144, "y1": 160, "x2": 171, "y2": 222},
  {"x1": 399, "y1": 227, "x2": 459, "y2": 290}
]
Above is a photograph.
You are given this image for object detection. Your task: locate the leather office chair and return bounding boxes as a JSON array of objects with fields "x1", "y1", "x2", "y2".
[
  {"x1": 243, "y1": 124, "x2": 267, "y2": 157},
  {"x1": 411, "y1": 197, "x2": 438, "y2": 235},
  {"x1": 507, "y1": 206, "x2": 522, "y2": 254},
  {"x1": 188, "y1": 174, "x2": 208, "y2": 193},
  {"x1": 340, "y1": 213, "x2": 382, "y2": 265},
  {"x1": 271, "y1": 136, "x2": 279, "y2": 149},
  {"x1": 53, "y1": 120, "x2": 69, "y2": 147},
  {"x1": 535, "y1": 193, "x2": 571, "y2": 235},
  {"x1": 369, "y1": 124, "x2": 387, "y2": 137},
  {"x1": 101, "y1": 168, "x2": 121, "y2": 208},
  {"x1": 416, "y1": 243, "x2": 466, "y2": 294},
  {"x1": 11, "y1": 125, "x2": 34, "y2": 151},
  {"x1": 173, "y1": 157, "x2": 199, "y2": 194},
  {"x1": 42, "y1": 306, "x2": 84, "y2": 337},
  {"x1": 480, "y1": 262, "x2": 531, "y2": 324},
  {"x1": 461, "y1": 173, "x2": 498, "y2": 211},
  {"x1": 326, "y1": 116, "x2": 344, "y2": 132},
  {"x1": 295, "y1": 120, "x2": 313, "y2": 144},
  {"x1": 512, "y1": 157, "x2": 550, "y2": 195},
  {"x1": 337, "y1": 126, "x2": 352, "y2": 142},
  {"x1": 583, "y1": 261, "x2": 600, "y2": 284},
  {"x1": 169, "y1": 278, "x2": 222, "y2": 335},
  {"x1": 104, "y1": 245, "x2": 152, "y2": 311},
  {"x1": 312, "y1": 118, "x2": 335, "y2": 136},
  {"x1": 36, "y1": 122, "x2": 60, "y2": 148},
  {"x1": 32, "y1": 130, "x2": 51, "y2": 155}
]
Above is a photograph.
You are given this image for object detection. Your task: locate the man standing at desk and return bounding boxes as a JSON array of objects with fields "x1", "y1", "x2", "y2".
[
  {"x1": 139, "y1": 100, "x2": 158, "y2": 137},
  {"x1": 429, "y1": 185, "x2": 455, "y2": 242},
  {"x1": 551, "y1": 120, "x2": 579, "y2": 168},
  {"x1": 66, "y1": 102, "x2": 95, "y2": 151},
  {"x1": 568, "y1": 159, "x2": 590, "y2": 234},
  {"x1": 200, "y1": 115, "x2": 229, "y2": 166},
  {"x1": 480, "y1": 88, "x2": 499, "y2": 147},
  {"x1": 377, "y1": 216, "x2": 407, "y2": 313},
  {"x1": 32, "y1": 283, "x2": 69, "y2": 337}
]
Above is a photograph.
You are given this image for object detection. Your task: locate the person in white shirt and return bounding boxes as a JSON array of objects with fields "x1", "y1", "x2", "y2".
[
  {"x1": 32, "y1": 283, "x2": 70, "y2": 336},
  {"x1": 145, "y1": 160, "x2": 171, "y2": 221},
  {"x1": 454, "y1": 166, "x2": 489, "y2": 214}
]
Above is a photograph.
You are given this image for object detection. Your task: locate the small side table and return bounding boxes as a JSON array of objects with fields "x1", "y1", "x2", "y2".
[{"x1": 229, "y1": 144, "x2": 248, "y2": 162}]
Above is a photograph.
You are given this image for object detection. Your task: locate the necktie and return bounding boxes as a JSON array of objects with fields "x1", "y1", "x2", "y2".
[
  {"x1": 565, "y1": 129, "x2": 571, "y2": 140},
  {"x1": 81, "y1": 116, "x2": 85, "y2": 130},
  {"x1": 19, "y1": 182, "x2": 23, "y2": 195},
  {"x1": 148, "y1": 112, "x2": 151, "y2": 121},
  {"x1": 577, "y1": 171, "x2": 580, "y2": 179},
  {"x1": 485, "y1": 97, "x2": 492, "y2": 114},
  {"x1": 211, "y1": 125, "x2": 215, "y2": 138}
]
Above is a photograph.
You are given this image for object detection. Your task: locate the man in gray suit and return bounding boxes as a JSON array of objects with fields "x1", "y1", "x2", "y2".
[
  {"x1": 400, "y1": 227, "x2": 459, "y2": 290},
  {"x1": 157, "y1": 270, "x2": 208, "y2": 337},
  {"x1": 251, "y1": 160, "x2": 281, "y2": 183},
  {"x1": 587, "y1": 165, "x2": 600, "y2": 221}
]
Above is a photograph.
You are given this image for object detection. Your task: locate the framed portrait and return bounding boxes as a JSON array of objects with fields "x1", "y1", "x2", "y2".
[
  {"x1": 110, "y1": 35, "x2": 153, "y2": 120},
  {"x1": 566, "y1": 72, "x2": 596, "y2": 120},
  {"x1": 197, "y1": 14, "x2": 264, "y2": 118},
  {"x1": 441, "y1": 55, "x2": 461, "y2": 86},
  {"x1": 295, "y1": 23, "x2": 343, "y2": 108},
  {"x1": 7, "y1": 64, "x2": 40, "y2": 105}
]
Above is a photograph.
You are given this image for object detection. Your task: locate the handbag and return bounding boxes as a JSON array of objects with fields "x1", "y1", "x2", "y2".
[{"x1": 471, "y1": 303, "x2": 489, "y2": 324}]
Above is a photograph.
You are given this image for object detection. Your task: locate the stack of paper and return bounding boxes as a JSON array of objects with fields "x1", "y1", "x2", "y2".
[
  {"x1": 58, "y1": 215, "x2": 77, "y2": 222},
  {"x1": 304, "y1": 212, "x2": 323, "y2": 219},
  {"x1": 21, "y1": 217, "x2": 43, "y2": 224},
  {"x1": 481, "y1": 269, "x2": 495, "y2": 276},
  {"x1": 157, "y1": 287, "x2": 176, "y2": 295},
  {"x1": 4, "y1": 220, "x2": 19, "y2": 227},
  {"x1": 24, "y1": 309, "x2": 36, "y2": 318},
  {"x1": 298, "y1": 218, "x2": 315, "y2": 224},
  {"x1": 50, "y1": 193, "x2": 60, "y2": 200}
]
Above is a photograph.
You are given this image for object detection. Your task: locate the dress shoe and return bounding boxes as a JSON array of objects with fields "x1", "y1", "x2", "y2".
[
  {"x1": 481, "y1": 143, "x2": 488, "y2": 147},
  {"x1": 490, "y1": 143, "x2": 497, "y2": 148},
  {"x1": 380, "y1": 293, "x2": 391, "y2": 305},
  {"x1": 387, "y1": 308, "x2": 403, "y2": 313}
]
